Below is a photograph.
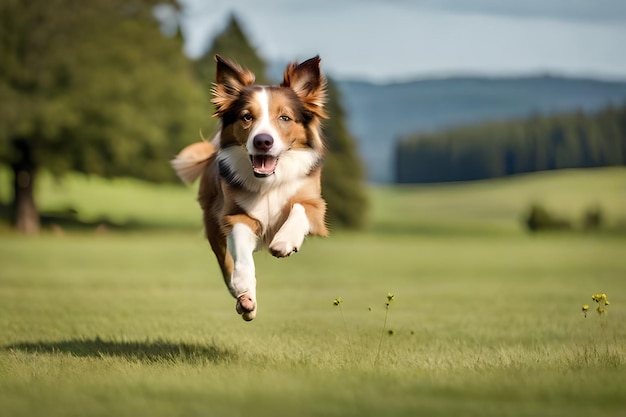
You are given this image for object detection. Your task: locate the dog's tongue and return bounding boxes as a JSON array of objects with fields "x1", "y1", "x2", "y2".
[{"x1": 252, "y1": 155, "x2": 278, "y2": 176}]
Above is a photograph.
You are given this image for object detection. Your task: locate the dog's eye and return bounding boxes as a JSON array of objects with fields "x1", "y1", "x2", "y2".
[
  {"x1": 278, "y1": 115, "x2": 292, "y2": 122},
  {"x1": 241, "y1": 113, "x2": 253, "y2": 122}
]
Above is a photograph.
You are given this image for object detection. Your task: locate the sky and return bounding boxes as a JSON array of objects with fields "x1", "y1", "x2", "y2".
[{"x1": 176, "y1": 0, "x2": 626, "y2": 82}]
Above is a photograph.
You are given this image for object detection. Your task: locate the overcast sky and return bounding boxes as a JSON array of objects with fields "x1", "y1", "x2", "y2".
[{"x1": 177, "y1": 0, "x2": 626, "y2": 82}]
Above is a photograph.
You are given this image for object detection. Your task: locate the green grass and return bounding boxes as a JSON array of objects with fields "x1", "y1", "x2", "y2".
[
  {"x1": 1, "y1": 167, "x2": 626, "y2": 416},
  {"x1": 370, "y1": 167, "x2": 626, "y2": 235},
  {"x1": 0, "y1": 167, "x2": 201, "y2": 230}
]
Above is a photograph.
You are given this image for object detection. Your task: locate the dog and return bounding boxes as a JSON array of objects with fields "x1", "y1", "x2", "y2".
[{"x1": 171, "y1": 55, "x2": 329, "y2": 321}]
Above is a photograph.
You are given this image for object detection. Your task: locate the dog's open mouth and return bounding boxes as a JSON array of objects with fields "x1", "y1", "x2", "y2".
[{"x1": 251, "y1": 155, "x2": 278, "y2": 177}]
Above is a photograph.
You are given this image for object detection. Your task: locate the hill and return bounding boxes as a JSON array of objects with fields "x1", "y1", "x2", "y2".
[{"x1": 337, "y1": 76, "x2": 626, "y2": 182}]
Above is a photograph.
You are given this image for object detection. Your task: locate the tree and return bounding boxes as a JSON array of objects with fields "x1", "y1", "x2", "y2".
[
  {"x1": 0, "y1": 0, "x2": 210, "y2": 233},
  {"x1": 194, "y1": 14, "x2": 269, "y2": 88},
  {"x1": 395, "y1": 105, "x2": 626, "y2": 183},
  {"x1": 322, "y1": 79, "x2": 369, "y2": 229}
]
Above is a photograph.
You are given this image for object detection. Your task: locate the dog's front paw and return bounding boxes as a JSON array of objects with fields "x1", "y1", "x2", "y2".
[
  {"x1": 269, "y1": 240, "x2": 300, "y2": 258},
  {"x1": 236, "y1": 293, "x2": 257, "y2": 321},
  {"x1": 270, "y1": 203, "x2": 309, "y2": 258}
]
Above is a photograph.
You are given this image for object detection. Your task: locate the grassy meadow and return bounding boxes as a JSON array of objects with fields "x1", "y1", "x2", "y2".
[{"x1": 1, "y1": 167, "x2": 626, "y2": 416}]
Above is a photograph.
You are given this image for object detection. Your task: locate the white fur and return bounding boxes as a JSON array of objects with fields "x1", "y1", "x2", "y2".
[
  {"x1": 248, "y1": 88, "x2": 287, "y2": 157},
  {"x1": 269, "y1": 203, "x2": 310, "y2": 256},
  {"x1": 170, "y1": 154, "x2": 206, "y2": 183},
  {"x1": 170, "y1": 136, "x2": 218, "y2": 183},
  {"x1": 242, "y1": 178, "x2": 308, "y2": 237},
  {"x1": 216, "y1": 144, "x2": 319, "y2": 241},
  {"x1": 227, "y1": 223, "x2": 258, "y2": 298},
  {"x1": 217, "y1": 146, "x2": 319, "y2": 194}
]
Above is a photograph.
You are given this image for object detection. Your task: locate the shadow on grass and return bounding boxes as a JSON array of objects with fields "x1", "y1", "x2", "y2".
[{"x1": 5, "y1": 337, "x2": 236, "y2": 364}]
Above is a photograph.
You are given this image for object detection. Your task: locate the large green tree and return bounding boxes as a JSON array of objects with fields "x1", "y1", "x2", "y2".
[
  {"x1": 194, "y1": 15, "x2": 368, "y2": 229},
  {"x1": 0, "y1": 0, "x2": 210, "y2": 233}
]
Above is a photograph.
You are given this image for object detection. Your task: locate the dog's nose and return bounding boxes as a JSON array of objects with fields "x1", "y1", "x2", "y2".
[{"x1": 253, "y1": 134, "x2": 273, "y2": 151}]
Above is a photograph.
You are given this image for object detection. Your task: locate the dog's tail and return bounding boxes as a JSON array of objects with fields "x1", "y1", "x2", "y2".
[{"x1": 171, "y1": 141, "x2": 216, "y2": 183}]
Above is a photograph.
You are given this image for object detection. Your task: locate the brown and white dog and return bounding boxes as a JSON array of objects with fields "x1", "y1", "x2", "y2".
[{"x1": 171, "y1": 55, "x2": 328, "y2": 321}]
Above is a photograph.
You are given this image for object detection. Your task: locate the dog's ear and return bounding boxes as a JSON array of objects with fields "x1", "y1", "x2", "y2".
[
  {"x1": 211, "y1": 55, "x2": 256, "y2": 117},
  {"x1": 281, "y1": 56, "x2": 327, "y2": 119}
]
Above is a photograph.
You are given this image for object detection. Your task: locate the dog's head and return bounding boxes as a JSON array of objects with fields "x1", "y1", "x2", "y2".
[{"x1": 211, "y1": 55, "x2": 327, "y2": 186}]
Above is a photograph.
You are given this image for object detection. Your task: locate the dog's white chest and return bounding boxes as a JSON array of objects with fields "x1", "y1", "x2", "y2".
[{"x1": 236, "y1": 179, "x2": 305, "y2": 234}]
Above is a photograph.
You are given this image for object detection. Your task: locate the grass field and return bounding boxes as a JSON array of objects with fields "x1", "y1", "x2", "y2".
[{"x1": 1, "y1": 167, "x2": 625, "y2": 416}]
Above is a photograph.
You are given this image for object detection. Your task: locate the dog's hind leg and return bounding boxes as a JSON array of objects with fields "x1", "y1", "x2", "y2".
[{"x1": 205, "y1": 221, "x2": 234, "y2": 294}]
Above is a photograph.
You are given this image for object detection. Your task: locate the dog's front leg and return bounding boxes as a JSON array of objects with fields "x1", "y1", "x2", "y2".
[
  {"x1": 227, "y1": 222, "x2": 259, "y2": 321},
  {"x1": 269, "y1": 203, "x2": 311, "y2": 258}
]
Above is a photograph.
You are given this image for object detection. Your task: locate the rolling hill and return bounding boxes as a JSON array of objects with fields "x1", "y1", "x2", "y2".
[{"x1": 336, "y1": 76, "x2": 626, "y2": 182}]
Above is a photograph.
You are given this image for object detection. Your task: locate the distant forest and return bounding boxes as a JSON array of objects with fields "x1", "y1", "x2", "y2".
[{"x1": 395, "y1": 104, "x2": 626, "y2": 183}]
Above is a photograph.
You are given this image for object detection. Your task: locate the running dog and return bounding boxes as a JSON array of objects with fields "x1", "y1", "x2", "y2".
[{"x1": 171, "y1": 55, "x2": 328, "y2": 321}]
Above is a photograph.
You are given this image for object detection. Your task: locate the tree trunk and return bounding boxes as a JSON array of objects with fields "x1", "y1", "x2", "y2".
[{"x1": 11, "y1": 140, "x2": 40, "y2": 235}]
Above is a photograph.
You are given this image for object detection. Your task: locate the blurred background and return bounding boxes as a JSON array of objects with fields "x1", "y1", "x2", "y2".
[{"x1": 1, "y1": 0, "x2": 625, "y2": 235}]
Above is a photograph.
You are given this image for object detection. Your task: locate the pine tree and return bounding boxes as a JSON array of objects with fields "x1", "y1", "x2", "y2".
[
  {"x1": 194, "y1": 14, "x2": 269, "y2": 88},
  {"x1": 322, "y1": 79, "x2": 369, "y2": 229},
  {"x1": 395, "y1": 105, "x2": 626, "y2": 183}
]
